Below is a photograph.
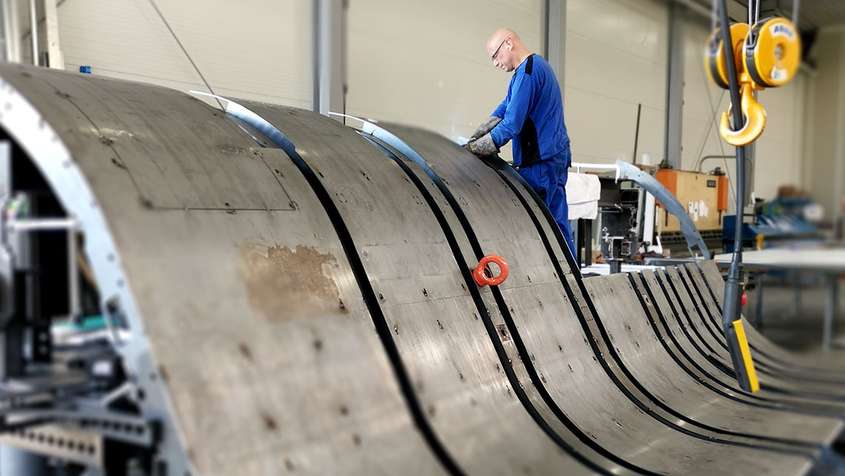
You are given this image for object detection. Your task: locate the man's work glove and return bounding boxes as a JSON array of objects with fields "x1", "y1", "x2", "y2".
[
  {"x1": 465, "y1": 133, "x2": 498, "y2": 157},
  {"x1": 469, "y1": 116, "x2": 502, "y2": 141}
]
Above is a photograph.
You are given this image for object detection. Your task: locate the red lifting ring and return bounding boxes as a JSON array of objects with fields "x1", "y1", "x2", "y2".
[{"x1": 472, "y1": 255, "x2": 509, "y2": 287}]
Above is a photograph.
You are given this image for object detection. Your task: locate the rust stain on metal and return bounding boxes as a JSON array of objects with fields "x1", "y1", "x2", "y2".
[{"x1": 240, "y1": 244, "x2": 343, "y2": 322}]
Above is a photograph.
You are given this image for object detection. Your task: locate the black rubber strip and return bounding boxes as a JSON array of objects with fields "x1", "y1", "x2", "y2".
[
  {"x1": 659, "y1": 271, "x2": 747, "y2": 376},
  {"x1": 690, "y1": 264, "x2": 845, "y2": 379},
  {"x1": 480, "y1": 157, "x2": 815, "y2": 459},
  {"x1": 633, "y1": 271, "x2": 837, "y2": 417},
  {"x1": 228, "y1": 117, "x2": 465, "y2": 476},
  {"x1": 674, "y1": 268, "x2": 845, "y2": 399},
  {"x1": 363, "y1": 134, "x2": 630, "y2": 475},
  {"x1": 681, "y1": 266, "x2": 845, "y2": 385},
  {"x1": 627, "y1": 272, "x2": 825, "y2": 448}
]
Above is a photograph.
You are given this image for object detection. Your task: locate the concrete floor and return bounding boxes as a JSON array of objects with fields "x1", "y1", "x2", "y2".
[{"x1": 746, "y1": 274, "x2": 845, "y2": 361}]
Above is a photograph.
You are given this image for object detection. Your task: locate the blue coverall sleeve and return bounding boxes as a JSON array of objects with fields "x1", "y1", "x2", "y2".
[
  {"x1": 489, "y1": 72, "x2": 534, "y2": 148},
  {"x1": 491, "y1": 97, "x2": 507, "y2": 118}
]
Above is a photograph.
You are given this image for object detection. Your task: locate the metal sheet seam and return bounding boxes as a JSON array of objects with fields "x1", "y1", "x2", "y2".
[{"x1": 659, "y1": 271, "x2": 731, "y2": 366}]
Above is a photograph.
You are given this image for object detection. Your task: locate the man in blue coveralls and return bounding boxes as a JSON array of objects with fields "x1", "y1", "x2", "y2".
[{"x1": 465, "y1": 28, "x2": 576, "y2": 255}]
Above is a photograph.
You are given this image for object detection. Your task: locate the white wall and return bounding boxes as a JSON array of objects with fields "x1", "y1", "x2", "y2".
[
  {"x1": 564, "y1": 0, "x2": 668, "y2": 165},
  {"x1": 45, "y1": 0, "x2": 313, "y2": 108},
  {"x1": 680, "y1": 16, "x2": 807, "y2": 212},
  {"x1": 12, "y1": 0, "x2": 828, "y2": 216},
  {"x1": 346, "y1": 0, "x2": 543, "y2": 161},
  {"x1": 803, "y1": 27, "x2": 845, "y2": 221}
]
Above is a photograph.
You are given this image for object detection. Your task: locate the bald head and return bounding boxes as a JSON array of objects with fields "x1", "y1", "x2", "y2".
[{"x1": 486, "y1": 28, "x2": 531, "y2": 72}]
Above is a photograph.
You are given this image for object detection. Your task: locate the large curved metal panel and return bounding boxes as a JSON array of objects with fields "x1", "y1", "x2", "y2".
[
  {"x1": 682, "y1": 263, "x2": 845, "y2": 387},
  {"x1": 229, "y1": 102, "x2": 592, "y2": 475},
  {"x1": 694, "y1": 262, "x2": 845, "y2": 376},
  {"x1": 0, "y1": 64, "x2": 444, "y2": 475},
  {"x1": 663, "y1": 267, "x2": 845, "y2": 402},
  {"x1": 365, "y1": 124, "x2": 813, "y2": 475},
  {"x1": 585, "y1": 272, "x2": 841, "y2": 447},
  {"x1": 1, "y1": 63, "x2": 842, "y2": 476},
  {"x1": 676, "y1": 265, "x2": 845, "y2": 395},
  {"x1": 635, "y1": 269, "x2": 845, "y2": 416}
]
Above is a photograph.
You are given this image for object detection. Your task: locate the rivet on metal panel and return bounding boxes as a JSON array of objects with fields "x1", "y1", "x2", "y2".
[{"x1": 237, "y1": 343, "x2": 253, "y2": 362}]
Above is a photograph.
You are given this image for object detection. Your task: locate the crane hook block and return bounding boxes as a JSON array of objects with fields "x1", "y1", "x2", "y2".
[
  {"x1": 744, "y1": 17, "x2": 801, "y2": 89},
  {"x1": 705, "y1": 22, "x2": 750, "y2": 90},
  {"x1": 719, "y1": 82, "x2": 767, "y2": 146}
]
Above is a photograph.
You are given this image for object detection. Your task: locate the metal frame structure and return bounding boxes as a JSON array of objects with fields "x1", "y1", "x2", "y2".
[{"x1": 0, "y1": 51, "x2": 842, "y2": 475}]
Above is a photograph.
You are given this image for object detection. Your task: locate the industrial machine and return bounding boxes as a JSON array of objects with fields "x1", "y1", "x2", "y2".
[{"x1": 655, "y1": 166, "x2": 729, "y2": 253}]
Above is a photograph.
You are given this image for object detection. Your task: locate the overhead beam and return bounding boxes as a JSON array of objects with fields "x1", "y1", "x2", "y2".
[
  {"x1": 541, "y1": 0, "x2": 565, "y2": 90},
  {"x1": 43, "y1": 0, "x2": 63, "y2": 69},
  {"x1": 313, "y1": 0, "x2": 346, "y2": 119},
  {"x1": 663, "y1": 2, "x2": 685, "y2": 168}
]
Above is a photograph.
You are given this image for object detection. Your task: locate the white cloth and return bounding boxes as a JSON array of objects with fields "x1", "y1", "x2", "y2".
[{"x1": 566, "y1": 172, "x2": 601, "y2": 220}]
